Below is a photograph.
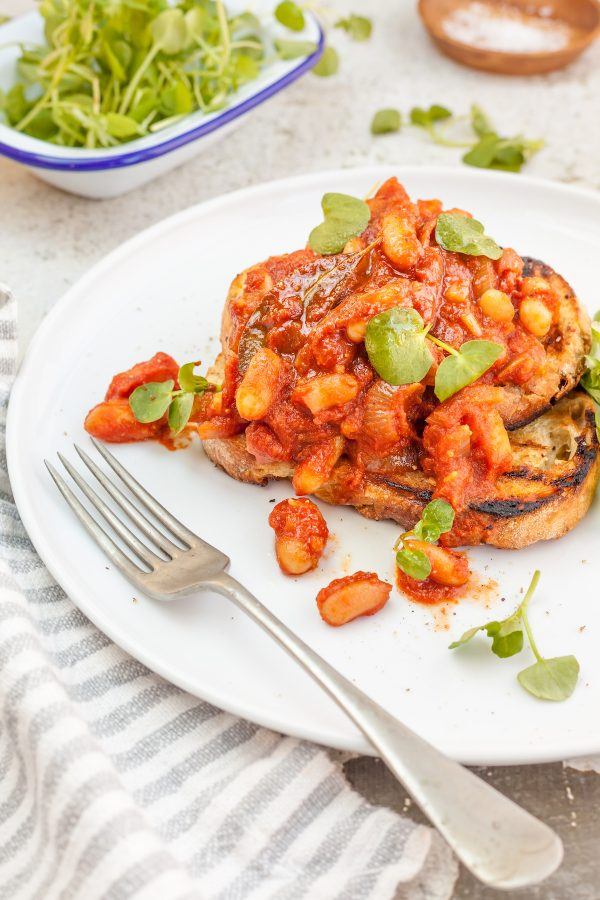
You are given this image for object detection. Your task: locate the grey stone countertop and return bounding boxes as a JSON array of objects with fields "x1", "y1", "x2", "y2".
[{"x1": 2, "y1": 0, "x2": 599, "y2": 896}]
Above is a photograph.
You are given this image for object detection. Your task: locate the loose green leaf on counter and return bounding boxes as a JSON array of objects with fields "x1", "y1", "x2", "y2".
[
  {"x1": 308, "y1": 192, "x2": 370, "y2": 255},
  {"x1": 365, "y1": 307, "x2": 434, "y2": 386},
  {"x1": 435, "y1": 212, "x2": 503, "y2": 259},
  {"x1": 395, "y1": 499, "x2": 455, "y2": 581},
  {"x1": 275, "y1": 1, "x2": 305, "y2": 31},
  {"x1": 371, "y1": 108, "x2": 401, "y2": 135},
  {"x1": 410, "y1": 104, "x2": 452, "y2": 128},
  {"x1": 335, "y1": 14, "x2": 372, "y2": 41},
  {"x1": 433, "y1": 338, "x2": 504, "y2": 402},
  {"x1": 470, "y1": 104, "x2": 494, "y2": 138},
  {"x1": 275, "y1": 38, "x2": 317, "y2": 59},
  {"x1": 463, "y1": 134, "x2": 543, "y2": 173},
  {"x1": 312, "y1": 45, "x2": 339, "y2": 77},
  {"x1": 449, "y1": 571, "x2": 580, "y2": 701}
]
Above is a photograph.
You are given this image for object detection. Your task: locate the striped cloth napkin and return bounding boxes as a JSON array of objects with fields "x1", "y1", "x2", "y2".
[{"x1": 0, "y1": 286, "x2": 457, "y2": 900}]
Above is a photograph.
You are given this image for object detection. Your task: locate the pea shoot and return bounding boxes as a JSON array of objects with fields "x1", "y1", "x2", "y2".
[
  {"x1": 335, "y1": 15, "x2": 372, "y2": 42},
  {"x1": 395, "y1": 500, "x2": 455, "y2": 580},
  {"x1": 308, "y1": 192, "x2": 370, "y2": 255},
  {"x1": 364, "y1": 307, "x2": 503, "y2": 401},
  {"x1": 371, "y1": 108, "x2": 401, "y2": 135},
  {"x1": 0, "y1": 0, "x2": 316, "y2": 148},
  {"x1": 450, "y1": 571, "x2": 580, "y2": 702},
  {"x1": 129, "y1": 361, "x2": 217, "y2": 435}
]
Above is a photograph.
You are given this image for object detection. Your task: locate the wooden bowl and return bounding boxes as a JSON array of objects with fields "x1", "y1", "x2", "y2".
[{"x1": 418, "y1": 0, "x2": 600, "y2": 75}]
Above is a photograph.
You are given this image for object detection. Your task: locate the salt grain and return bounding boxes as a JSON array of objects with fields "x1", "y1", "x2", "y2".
[{"x1": 442, "y1": 1, "x2": 572, "y2": 53}]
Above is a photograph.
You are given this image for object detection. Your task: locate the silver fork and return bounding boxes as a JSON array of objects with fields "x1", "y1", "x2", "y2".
[{"x1": 46, "y1": 438, "x2": 562, "y2": 891}]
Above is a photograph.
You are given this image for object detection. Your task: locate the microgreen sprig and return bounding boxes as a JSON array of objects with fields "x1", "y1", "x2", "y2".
[
  {"x1": 450, "y1": 571, "x2": 580, "y2": 702},
  {"x1": 581, "y1": 311, "x2": 600, "y2": 408},
  {"x1": 364, "y1": 307, "x2": 502, "y2": 400},
  {"x1": 129, "y1": 361, "x2": 217, "y2": 435},
  {"x1": 335, "y1": 14, "x2": 372, "y2": 41},
  {"x1": 435, "y1": 212, "x2": 503, "y2": 260},
  {"x1": 394, "y1": 499, "x2": 455, "y2": 580},
  {"x1": 403, "y1": 103, "x2": 542, "y2": 172},
  {"x1": 0, "y1": 0, "x2": 319, "y2": 148}
]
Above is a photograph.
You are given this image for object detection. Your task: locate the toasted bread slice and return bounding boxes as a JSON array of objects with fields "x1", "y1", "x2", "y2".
[
  {"x1": 202, "y1": 392, "x2": 599, "y2": 549},
  {"x1": 502, "y1": 257, "x2": 590, "y2": 429}
]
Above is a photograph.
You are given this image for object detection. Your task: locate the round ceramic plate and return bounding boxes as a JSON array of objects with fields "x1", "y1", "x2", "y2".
[{"x1": 7, "y1": 166, "x2": 600, "y2": 765}]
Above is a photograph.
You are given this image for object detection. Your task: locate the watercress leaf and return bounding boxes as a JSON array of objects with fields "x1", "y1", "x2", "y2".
[
  {"x1": 160, "y1": 80, "x2": 193, "y2": 116},
  {"x1": 517, "y1": 655, "x2": 580, "y2": 701},
  {"x1": 168, "y1": 392, "x2": 194, "y2": 434},
  {"x1": 419, "y1": 498, "x2": 455, "y2": 541},
  {"x1": 365, "y1": 307, "x2": 434, "y2": 386},
  {"x1": 434, "y1": 340, "x2": 504, "y2": 402},
  {"x1": 275, "y1": 1, "x2": 305, "y2": 32},
  {"x1": 335, "y1": 14, "x2": 372, "y2": 41},
  {"x1": 151, "y1": 9, "x2": 188, "y2": 54},
  {"x1": 463, "y1": 134, "x2": 543, "y2": 173},
  {"x1": 410, "y1": 104, "x2": 452, "y2": 128},
  {"x1": 435, "y1": 212, "x2": 502, "y2": 260},
  {"x1": 274, "y1": 38, "x2": 317, "y2": 60},
  {"x1": 105, "y1": 112, "x2": 139, "y2": 138},
  {"x1": 470, "y1": 104, "x2": 494, "y2": 138},
  {"x1": 371, "y1": 108, "x2": 401, "y2": 135},
  {"x1": 129, "y1": 380, "x2": 174, "y2": 423},
  {"x1": 489, "y1": 620, "x2": 524, "y2": 658},
  {"x1": 178, "y1": 361, "x2": 209, "y2": 394},
  {"x1": 449, "y1": 624, "x2": 484, "y2": 649},
  {"x1": 308, "y1": 192, "x2": 370, "y2": 255},
  {"x1": 312, "y1": 46, "x2": 339, "y2": 77},
  {"x1": 396, "y1": 546, "x2": 432, "y2": 581},
  {"x1": 581, "y1": 363, "x2": 600, "y2": 405}
]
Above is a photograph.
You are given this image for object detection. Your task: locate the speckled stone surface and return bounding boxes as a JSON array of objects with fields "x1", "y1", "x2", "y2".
[{"x1": 2, "y1": 1, "x2": 600, "y2": 897}]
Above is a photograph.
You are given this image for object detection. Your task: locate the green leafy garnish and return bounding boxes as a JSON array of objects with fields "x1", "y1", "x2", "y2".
[
  {"x1": 365, "y1": 308, "x2": 433, "y2": 386},
  {"x1": 411, "y1": 498, "x2": 455, "y2": 542},
  {"x1": 274, "y1": 39, "x2": 317, "y2": 60},
  {"x1": 463, "y1": 134, "x2": 544, "y2": 173},
  {"x1": 312, "y1": 46, "x2": 339, "y2": 77},
  {"x1": 308, "y1": 192, "x2": 370, "y2": 255},
  {"x1": 581, "y1": 312, "x2": 600, "y2": 406},
  {"x1": 129, "y1": 361, "x2": 216, "y2": 435},
  {"x1": 129, "y1": 380, "x2": 174, "y2": 424},
  {"x1": 396, "y1": 545, "x2": 431, "y2": 580},
  {"x1": 435, "y1": 212, "x2": 503, "y2": 260},
  {"x1": 395, "y1": 499, "x2": 455, "y2": 581},
  {"x1": 371, "y1": 108, "x2": 401, "y2": 135},
  {"x1": 433, "y1": 338, "x2": 504, "y2": 402},
  {"x1": 275, "y1": 1, "x2": 305, "y2": 32},
  {"x1": 405, "y1": 103, "x2": 542, "y2": 170},
  {"x1": 410, "y1": 104, "x2": 452, "y2": 129},
  {"x1": 450, "y1": 571, "x2": 580, "y2": 702},
  {"x1": 0, "y1": 0, "x2": 274, "y2": 148},
  {"x1": 364, "y1": 304, "x2": 500, "y2": 399},
  {"x1": 335, "y1": 15, "x2": 372, "y2": 41}
]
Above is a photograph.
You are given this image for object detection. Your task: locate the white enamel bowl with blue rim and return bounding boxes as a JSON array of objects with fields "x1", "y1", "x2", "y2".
[{"x1": 0, "y1": 2, "x2": 323, "y2": 198}]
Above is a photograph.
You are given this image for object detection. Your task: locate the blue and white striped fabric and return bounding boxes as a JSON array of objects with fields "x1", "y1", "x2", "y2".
[{"x1": 0, "y1": 287, "x2": 457, "y2": 900}]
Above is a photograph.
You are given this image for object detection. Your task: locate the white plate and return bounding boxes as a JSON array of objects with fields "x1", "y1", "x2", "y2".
[{"x1": 7, "y1": 166, "x2": 600, "y2": 765}]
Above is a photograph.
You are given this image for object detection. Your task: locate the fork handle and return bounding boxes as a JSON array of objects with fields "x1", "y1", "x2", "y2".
[{"x1": 208, "y1": 571, "x2": 561, "y2": 890}]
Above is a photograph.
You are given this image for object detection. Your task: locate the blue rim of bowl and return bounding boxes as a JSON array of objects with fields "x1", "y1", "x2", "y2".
[{"x1": 0, "y1": 20, "x2": 324, "y2": 172}]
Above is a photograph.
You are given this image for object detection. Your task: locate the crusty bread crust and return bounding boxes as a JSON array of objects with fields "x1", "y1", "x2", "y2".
[
  {"x1": 203, "y1": 392, "x2": 599, "y2": 549},
  {"x1": 503, "y1": 258, "x2": 591, "y2": 429}
]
